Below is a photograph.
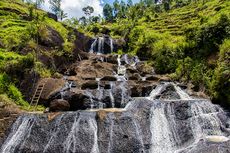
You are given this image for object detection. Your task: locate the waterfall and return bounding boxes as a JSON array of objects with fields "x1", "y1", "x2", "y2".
[
  {"x1": 174, "y1": 84, "x2": 191, "y2": 100},
  {"x1": 43, "y1": 114, "x2": 65, "y2": 153},
  {"x1": 97, "y1": 81, "x2": 104, "y2": 109},
  {"x1": 89, "y1": 36, "x2": 114, "y2": 54},
  {"x1": 117, "y1": 54, "x2": 121, "y2": 67},
  {"x1": 2, "y1": 53, "x2": 230, "y2": 153},
  {"x1": 148, "y1": 83, "x2": 165, "y2": 99},
  {"x1": 90, "y1": 39, "x2": 97, "y2": 53},
  {"x1": 98, "y1": 37, "x2": 104, "y2": 54},
  {"x1": 0, "y1": 116, "x2": 35, "y2": 153},
  {"x1": 150, "y1": 102, "x2": 174, "y2": 153},
  {"x1": 109, "y1": 82, "x2": 115, "y2": 108},
  {"x1": 190, "y1": 101, "x2": 224, "y2": 139},
  {"x1": 64, "y1": 113, "x2": 99, "y2": 153},
  {"x1": 85, "y1": 90, "x2": 94, "y2": 109},
  {"x1": 148, "y1": 82, "x2": 192, "y2": 100},
  {"x1": 110, "y1": 38, "x2": 113, "y2": 53}
]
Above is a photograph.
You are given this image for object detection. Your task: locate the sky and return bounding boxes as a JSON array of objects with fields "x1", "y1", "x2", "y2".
[{"x1": 43, "y1": 0, "x2": 140, "y2": 19}]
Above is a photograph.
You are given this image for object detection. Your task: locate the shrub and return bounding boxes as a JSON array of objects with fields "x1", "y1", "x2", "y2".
[
  {"x1": 208, "y1": 39, "x2": 230, "y2": 103},
  {"x1": 8, "y1": 84, "x2": 29, "y2": 107},
  {"x1": 63, "y1": 41, "x2": 75, "y2": 54}
]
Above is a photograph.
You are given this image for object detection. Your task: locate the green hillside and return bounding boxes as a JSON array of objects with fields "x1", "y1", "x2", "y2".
[
  {"x1": 0, "y1": 0, "x2": 229, "y2": 109},
  {"x1": 0, "y1": 0, "x2": 73, "y2": 110},
  {"x1": 97, "y1": 0, "x2": 230, "y2": 105}
]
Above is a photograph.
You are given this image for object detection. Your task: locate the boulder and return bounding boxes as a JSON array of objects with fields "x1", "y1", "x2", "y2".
[
  {"x1": 47, "y1": 12, "x2": 57, "y2": 21},
  {"x1": 100, "y1": 76, "x2": 117, "y2": 81},
  {"x1": 106, "y1": 54, "x2": 118, "y2": 64},
  {"x1": 81, "y1": 81, "x2": 98, "y2": 90},
  {"x1": 128, "y1": 73, "x2": 141, "y2": 81},
  {"x1": 49, "y1": 99, "x2": 70, "y2": 112},
  {"x1": 40, "y1": 78, "x2": 65, "y2": 106},
  {"x1": 38, "y1": 26, "x2": 64, "y2": 48},
  {"x1": 156, "y1": 84, "x2": 180, "y2": 100},
  {"x1": 145, "y1": 75, "x2": 160, "y2": 81}
]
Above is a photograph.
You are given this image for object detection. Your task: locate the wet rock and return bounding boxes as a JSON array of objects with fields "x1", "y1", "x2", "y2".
[
  {"x1": 178, "y1": 84, "x2": 187, "y2": 90},
  {"x1": 40, "y1": 78, "x2": 65, "y2": 106},
  {"x1": 156, "y1": 84, "x2": 180, "y2": 100},
  {"x1": 126, "y1": 68, "x2": 139, "y2": 74},
  {"x1": 106, "y1": 54, "x2": 118, "y2": 64},
  {"x1": 49, "y1": 99, "x2": 70, "y2": 112},
  {"x1": 141, "y1": 85, "x2": 156, "y2": 97},
  {"x1": 81, "y1": 81, "x2": 98, "y2": 90},
  {"x1": 68, "y1": 91, "x2": 89, "y2": 110},
  {"x1": 128, "y1": 73, "x2": 141, "y2": 81},
  {"x1": 66, "y1": 68, "x2": 77, "y2": 76},
  {"x1": 145, "y1": 75, "x2": 159, "y2": 81},
  {"x1": 130, "y1": 86, "x2": 141, "y2": 97},
  {"x1": 159, "y1": 76, "x2": 171, "y2": 82},
  {"x1": 101, "y1": 76, "x2": 117, "y2": 81}
]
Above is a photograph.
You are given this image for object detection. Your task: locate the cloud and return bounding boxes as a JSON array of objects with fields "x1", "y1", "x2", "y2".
[{"x1": 43, "y1": 0, "x2": 104, "y2": 19}]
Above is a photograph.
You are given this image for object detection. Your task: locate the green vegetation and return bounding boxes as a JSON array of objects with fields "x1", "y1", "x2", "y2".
[
  {"x1": 92, "y1": 0, "x2": 229, "y2": 104},
  {"x1": 0, "y1": 0, "x2": 229, "y2": 108},
  {"x1": 0, "y1": 0, "x2": 72, "y2": 110}
]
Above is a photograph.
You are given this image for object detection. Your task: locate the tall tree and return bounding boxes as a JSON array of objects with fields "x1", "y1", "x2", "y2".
[
  {"x1": 49, "y1": 0, "x2": 61, "y2": 16},
  {"x1": 103, "y1": 4, "x2": 113, "y2": 22},
  {"x1": 59, "y1": 10, "x2": 67, "y2": 21},
  {"x1": 35, "y1": 0, "x2": 44, "y2": 8},
  {"x1": 79, "y1": 16, "x2": 87, "y2": 26},
  {"x1": 49, "y1": 0, "x2": 67, "y2": 20},
  {"x1": 113, "y1": 0, "x2": 120, "y2": 17},
  {"x1": 144, "y1": 0, "x2": 154, "y2": 6},
  {"x1": 118, "y1": 0, "x2": 127, "y2": 18},
  {"x1": 82, "y1": 6, "x2": 94, "y2": 17},
  {"x1": 127, "y1": 0, "x2": 133, "y2": 7}
]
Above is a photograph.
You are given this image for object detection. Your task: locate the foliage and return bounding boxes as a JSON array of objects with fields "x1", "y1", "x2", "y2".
[
  {"x1": 0, "y1": 73, "x2": 29, "y2": 107},
  {"x1": 103, "y1": 4, "x2": 113, "y2": 22},
  {"x1": 82, "y1": 6, "x2": 94, "y2": 16},
  {"x1": 208, "y1": 39, "x2": 230, "y2": 104}
]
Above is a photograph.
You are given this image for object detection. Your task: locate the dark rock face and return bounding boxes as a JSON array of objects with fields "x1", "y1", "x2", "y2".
[
  {"x1": 38, "y1": 26, "x2": 64, "y2": 48},
  {"x1": 47, "y1": 12, "x2": 57, "y2": 21},
  {"x1": 1, "y1": 99, "x2": 230, "y2": 153},
  {"x1": 49, "y1": 99, "x2": 70, "y2": 112},
  {"x1": 81, "y1": 81, "x2": 98, "y2": 90},
  {"x1": 100, "y1": 76, "x2": 117, "y2": 81}
]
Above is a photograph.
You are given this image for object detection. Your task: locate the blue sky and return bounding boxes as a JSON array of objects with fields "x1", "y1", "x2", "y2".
[{"x1": 43, "y1": 0, "x2": 140, "y2": 19}]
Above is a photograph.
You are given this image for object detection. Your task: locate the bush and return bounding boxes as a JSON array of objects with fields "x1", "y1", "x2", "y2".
[
  {"x1": 8, "y1": 84, "x2": 29, "y2": 106},
  {"x1": 208, "y1": 39, "x2": 230, "y2": 104},
  {"x1": 185, "y1": 14, "x2": 230, "y2": 58},
  {"x1": 63, "y1": 41, "x2": 75, "y2": 54},
  {"x1": 0, "y1": 73, "x2": 29, "y2": 107}
]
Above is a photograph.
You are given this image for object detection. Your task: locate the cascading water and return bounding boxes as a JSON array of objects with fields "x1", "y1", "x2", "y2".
[
  {"x1": 0, "y1": 116, "x2": 35, "y2": 153},
  {"x1": 85, "y1": 90, "x2": 95, "y2": 109},
  {"x1": 150, "y1": 102, "x2": 174, "y2": 153},
  {"x1": 64, "y1": 113, "x2": 99, "y2": 153},
  {"x1": 1, "y1": 53, "x2": 230, "y2": 153},
  {"x1": 90, "y1": 39, "x2": 97, "y2": 53},
  {"x1": 89, "y1": 36, "x2": 114, "y2": 54},
  {"x1": 109, "y1": 82, "x2": 115, "y2": 108},
  {"x1": 110, "y1": 38, "x2": 113, "y2": 53},
  {"x1": 174, "y1": 84, "x2": 191, "y2": 100},
  {"x1": 98, "y1": 37, "x2": 104, "y2": 54}
]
